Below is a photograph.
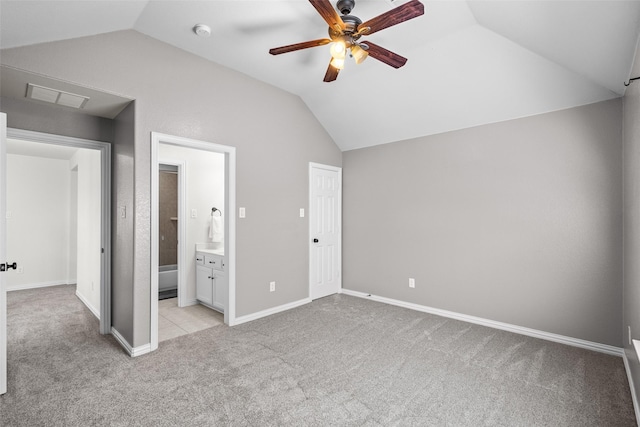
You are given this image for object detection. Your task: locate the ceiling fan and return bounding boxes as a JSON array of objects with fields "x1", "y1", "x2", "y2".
[{"x1": 269, "y1": 0, "x2": 424, "y2": 82}]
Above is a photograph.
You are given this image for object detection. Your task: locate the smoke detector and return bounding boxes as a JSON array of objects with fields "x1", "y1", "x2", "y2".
[{"x1": 193, "y1": 24, "x2": 211, "y2": 37}]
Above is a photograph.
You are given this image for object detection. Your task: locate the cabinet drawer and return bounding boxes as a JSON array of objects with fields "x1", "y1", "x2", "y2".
[
  {"x1": 205, "y1": 254, "x2": 224, "y2": 271},
  {"x1": 196, "y1": 253, "x2": 205, "y2": 265}
]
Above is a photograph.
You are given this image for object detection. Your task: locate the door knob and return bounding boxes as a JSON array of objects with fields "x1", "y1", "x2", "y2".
[
  {"x1": 0, "y1": 262, "x2": 17, "y2": 272},
  {"x1": 313, "y1": 238, "x2": 319, "y2": 243}
]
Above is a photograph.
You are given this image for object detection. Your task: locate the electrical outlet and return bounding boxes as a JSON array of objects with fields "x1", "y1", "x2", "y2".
[
  {"x1": 630, "y1": 326, "x2": 633, "y2": 346},
  {"x1": 191, "y1": 209, "x2": 197, "y2": 218},
  {"x1": 17, "y1": 266, "x2": 23, "y2": 274},
  {"x1": 270, "y1": 281, "x2": 276, "y2": 292},
  {"x1": 409, "y1": 278, "x2": 415, "y2": 288}
]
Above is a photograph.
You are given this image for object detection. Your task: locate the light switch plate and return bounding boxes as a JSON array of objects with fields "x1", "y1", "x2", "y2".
[
  {"x1": 239, "y1": 207, "x2": 246, "y2": 218},
  {"x1": 300, "y1": 208, "x2": 305, "y2": 218}
]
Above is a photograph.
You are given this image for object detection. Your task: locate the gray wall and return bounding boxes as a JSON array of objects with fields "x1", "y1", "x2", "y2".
[
  {"x1": 344, "y1": 99, "x2": 623, "y2": 347},
  {"x1": 112, "y1": 101, "x2": 135, "y2": 344},
  {"x1": 623, "y1": 43, "x2": 640, "y2": 400},
  {"x1": 0, "y1": 95, "x2": 136, "y2": 341},
  {"x1": 0, "y1": 96, "x2": 114, "y2": 143},
  {"x1": 1, "y1": 30, "x2": 342, "y2": 347}
]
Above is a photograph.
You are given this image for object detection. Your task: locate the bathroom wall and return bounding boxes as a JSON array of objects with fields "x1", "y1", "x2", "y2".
[
  {"x1": 6, "y1": 153, "x2": 71, "y2": 290},
  {"x1": 159, "y1": 143, "x2": 224, "y2": 303},
  {"x1": 158, "y1": 170, "x2": 178, "y2": 266}
]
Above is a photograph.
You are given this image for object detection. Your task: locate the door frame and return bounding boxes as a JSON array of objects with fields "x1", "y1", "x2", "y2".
[
  {"x1": 5, "y1": 128, "x2": 112, "y2": 334},
  {"x1": 157, "y1": 161, "x2": 186, "y2": 307},
  {"x1": 1, "y1": 113, "x2": 7, "y2": 395},
  {"x1": 308, "y1": 162, "x2": 342, "y2": 300},
  {"x1": 150, "y1": 132, "x2": 236, "y2": 352}
]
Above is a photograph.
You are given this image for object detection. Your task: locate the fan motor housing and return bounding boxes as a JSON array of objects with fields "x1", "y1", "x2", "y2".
[
  {"x1": 336, "y1": 0, "x2": 355, "y2": 14},
  {"x1": 328, "y1": 14, "x2": 362, "y2": 40}
]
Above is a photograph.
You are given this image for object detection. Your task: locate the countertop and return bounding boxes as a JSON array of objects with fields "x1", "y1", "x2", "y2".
[{"x1": 197, "y1": 248, "x2": 224, "y2": 256}]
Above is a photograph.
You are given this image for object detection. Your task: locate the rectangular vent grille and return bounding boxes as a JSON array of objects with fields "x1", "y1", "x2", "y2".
[{"x1": 26, "y1": 83, "x2": 89, "y2": 109}]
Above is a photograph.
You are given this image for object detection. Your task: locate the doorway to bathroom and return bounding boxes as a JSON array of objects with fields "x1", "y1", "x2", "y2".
[
  {"x1": 150, "y1": 132, "x2": 236, "y2": 352},
  {"x1": 158, "y1": 164, "x2": 180, "y2": 301}
]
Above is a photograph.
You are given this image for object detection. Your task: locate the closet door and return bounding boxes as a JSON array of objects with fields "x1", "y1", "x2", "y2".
[{"x1": 309, "y1": 163, "x2": 342, "y2": 300}]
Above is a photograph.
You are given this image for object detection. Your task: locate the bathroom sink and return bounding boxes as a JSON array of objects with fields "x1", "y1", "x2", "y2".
[{"x1": 198, "y1": 248, "x2": 224, "y2": 256}]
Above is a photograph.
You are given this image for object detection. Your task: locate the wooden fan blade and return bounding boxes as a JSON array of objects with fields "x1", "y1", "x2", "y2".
[
  {"x1": 363, "y1": 42, "x2": 407, "y2": 68},
  {"x1": 309, "y1": 0, "x2": 345, "y2": 32},
  {"x1": 323, "y1": 59, "x2": 340, "y2": 82},
  {"x1": 358, "y1": 0, "x2": 424, "y2": 35},
  {"x1": 269, "y1": 38, "x2": 332, "y2": 55}
]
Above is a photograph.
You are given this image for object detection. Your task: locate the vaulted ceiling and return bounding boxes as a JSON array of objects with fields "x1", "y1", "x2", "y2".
[{"x1": 1, "y1": 0, "x2": 639, "y2": 151}]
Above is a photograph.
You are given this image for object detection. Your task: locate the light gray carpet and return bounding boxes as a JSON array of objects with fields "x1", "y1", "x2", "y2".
[{"x1": 0, "y1": 285, "x2": 636, "y2": 426}]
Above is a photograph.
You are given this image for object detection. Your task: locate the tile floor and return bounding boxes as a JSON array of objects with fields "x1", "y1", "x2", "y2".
[{"x1": 158, "y1": 297, "x2": 224, "y2": 342}]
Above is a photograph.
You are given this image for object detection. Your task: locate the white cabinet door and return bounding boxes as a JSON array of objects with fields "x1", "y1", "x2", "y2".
[
  {"x1": 196, "y1": 265, "x2": 213, "y2": 306},
  {"x1": 213, "y1": 272, "x2": 226, "y2": 312}
]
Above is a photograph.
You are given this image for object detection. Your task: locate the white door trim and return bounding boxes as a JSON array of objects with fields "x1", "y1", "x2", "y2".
[
  {"x1": 308, "y1": 162, "x2": 342, "y2": 300},
  {"x1": 151, "y1": 132, "x2": 236, "y2": 351},
  {"x1": 158, "y1": 160, "x2": 187, "y2": 308},
  {"x1": 1, "y1": 113, "x2": 7, "y2": 395},
  {"x1": 6, "y1": 128, "x2": 112, "y2": 335}
]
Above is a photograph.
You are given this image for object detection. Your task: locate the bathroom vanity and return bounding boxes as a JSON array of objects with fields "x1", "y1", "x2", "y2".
[{"x1": 195, "y1": 247, "x2": 227, "y2": 313}]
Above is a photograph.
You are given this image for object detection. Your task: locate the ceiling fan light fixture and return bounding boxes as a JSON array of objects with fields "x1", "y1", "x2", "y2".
[
  {"x1": 351, "y1": 44, "x2": 368, "y2": 64},
  {"x1": 330, "y1": 40, "x2": 347, "y2": 59},
  {"x1": 330, "y1": 57, "x2": 345, "y2": 70},
  {"x1": 268, "y1": 0, "x2": 424, "y2": 82}
]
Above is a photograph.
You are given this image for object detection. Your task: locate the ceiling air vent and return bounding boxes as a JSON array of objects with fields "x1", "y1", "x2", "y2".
[{"x1": 26, "y1": 83, "x2": 89, "y2": 109}]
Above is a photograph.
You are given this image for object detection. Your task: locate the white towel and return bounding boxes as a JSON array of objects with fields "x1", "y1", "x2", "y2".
[{"x1": 209, "y1": 216, "x2": 223, "y2": 242}]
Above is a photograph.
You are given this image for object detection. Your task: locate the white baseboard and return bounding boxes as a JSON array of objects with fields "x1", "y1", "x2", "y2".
[
  {"x1": 111, "y1": 327, "x2": 151, "y2": 358},
  {"x1": 7, "y1": 280, "x2": 69, "y2": 292},
  {"x1": 179, "y1": 298, "x2": 198, "y2": 307},
  {"x1": 75, "y1": 290, "x2": 100, "y2": 320},
  {"x1": 622, "y1": 350, "x2": 640, "y2": 424},
  {"x1": 340, "y1": 289, "x2": 623, "y2": 357},
  {"x1": 230, "y1": 297, "x2": 312, "y2": 326}
]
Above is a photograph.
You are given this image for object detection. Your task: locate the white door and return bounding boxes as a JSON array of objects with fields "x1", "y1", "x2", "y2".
[
  {"x1": 309, "y1": 163, "x2": 342, "y2": 300},
  {"x1": 1, "y1": 113, "x2": 7, "y2": 395}
]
